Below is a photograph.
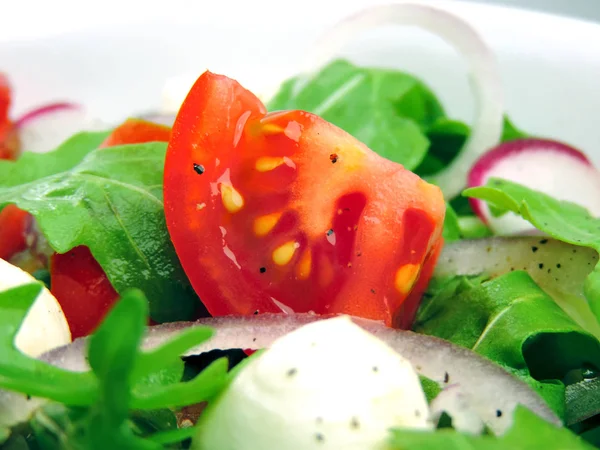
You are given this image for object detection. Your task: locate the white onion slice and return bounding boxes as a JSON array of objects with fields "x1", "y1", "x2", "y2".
[
  {"x1": 301, "y1": 2, "x2": 504, "y2": 198},
  {"x1": 37, "y1": 313, "x2": 559, "y2": 435}
]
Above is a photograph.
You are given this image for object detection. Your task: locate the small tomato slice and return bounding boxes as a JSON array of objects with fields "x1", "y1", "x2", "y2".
[
  {"x1": 0, "y1": 204, "x2": 30, "y2": 261},
  {"x1": 0, "y1": 74, "x2": 20, "y2": 160},
  {"x1": 50, "y1": 246, "x2": 119, "y2": 339},
  {"x1": 100, "y1": 118, "x2": 171, "y2": 147},
  {"x1": 165, "y1": 72, "x2": 445, "y2": 328},
  {"x1": 50, "y1": 119, "x2": 172, "y2": 337}
]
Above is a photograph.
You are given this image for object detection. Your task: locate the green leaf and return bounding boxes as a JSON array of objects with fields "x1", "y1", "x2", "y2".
[
  {"x1": 419, "y1": 375, "x2": 442, "y2": 404},
  {"x1": 0, "y1": 284, "x2": 97, "y2": 404},
  {"x1": 0, "y1": 131, "x2": 110, "y2": 189},
  {"x1": 0, "y1": 143, "x2": 199, "y2": 323},
  {"x1": 416, "y1": 116, "x2": 528, "y2": 179},
  {"x1": 388, "y1": 406, "x2": 596, "y2": 450},
  {"x1": 463, "y1": 178, "x2": 600, "y2": 322},
  {"x1": 131, "y1": 358, "x2": 228, "y2": 410},
  {"x1": 443, "y1": 203, "x2": 462, "y2": 242},
  {"x1": 456, "y1": 216, "x2": 493, "y2": 239},
  {"x1": 268, "y1": 59, "x2": 433, "y2": 170},
  {"x1": 0, "y1": 286, "x2": 227, "y2": 448},
  {"x1": 88, "y1": 290, "x2": 147, "y2": 419},
  {"x1": 566, "y1": 377, "x2": 600, "y2": 426},
  {"x1": 414, "y1": 271, "x2": 600, "y2": 418},
  {"x1": 129, "y1": 408, "x2": 180, "y2": 441},
  {"x1": 501, "y1": 116, "x2": 528, "y2": 142},
  {"x1": 0, "y1": 427, "x2": 9, "y2": 445}
]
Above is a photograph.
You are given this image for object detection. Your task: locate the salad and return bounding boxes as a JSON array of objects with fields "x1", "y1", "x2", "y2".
[{"x1": 1, "y1": 3, "x2": 600, "y2": 449}]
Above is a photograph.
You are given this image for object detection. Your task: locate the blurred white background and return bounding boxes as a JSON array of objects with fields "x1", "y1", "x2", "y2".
[
  {"x1": 0, "y1": 0, "x2": 598, "y2": 43},
  {"x1": 474, "y1": 0, "x2": 599, "y2": 21}
]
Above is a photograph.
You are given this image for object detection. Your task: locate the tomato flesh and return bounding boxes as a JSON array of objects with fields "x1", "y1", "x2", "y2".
[
  {"x1": 100, "y1": 118, "x2": 171, "y2": 147},
  {"x1": 0, "y1": 74, "x2": 20, "y2": 161},
  {"x1": 50, "y1": 119, "x2": 171, "y2": 337},
  {"x1": 50, "y1": 246, "x2": 119, "y2": 338},
  {"x1": 0, "y1": 204, "x2": 30, "y2": 261},
  {"x1": 165, "y1": 72, "x2": 445, "y2": 327}
]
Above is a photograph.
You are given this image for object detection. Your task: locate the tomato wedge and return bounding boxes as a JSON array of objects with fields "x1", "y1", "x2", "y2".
[
  {"x1": 100, "y1": 118, "x2": 171, "y2": 147},
  {"x1": 164, "y1": 72, "x2": 445, "y2": 328},
  {"x1": 0, "y1": 204, "x2": 30, "y2": 261},
  {"x1": 0, "y1": 74, "x2": 20, "y2": 160},
  {"x1": 50, "y1": 119, "x2": 171, "y2": 338}
]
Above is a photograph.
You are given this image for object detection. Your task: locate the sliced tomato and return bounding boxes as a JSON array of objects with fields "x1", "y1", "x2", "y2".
[
  {"x1": 0, "y1": 74, "x2": 20, "y2": 160},
  {"x1": 0, "y1": 204, "x2": 30, "y2": 261},
  {"x1": 50, "y1": 246, "x2": 119, "y2": 338},
  {"x1": 164, "y1": 71, "x2": 446, "y2": 328},
  {"x1": 50, "y1": 119, "x2": 172, "y2": 337},
  {"x1": 100, "y1": 118, "x2": 171, "y2": 147}
]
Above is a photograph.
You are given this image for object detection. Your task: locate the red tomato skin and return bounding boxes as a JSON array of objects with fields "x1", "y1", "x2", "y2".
[
  {"x1": 50, "y1": 246, "x2": 119, "y2": 339},
  {"x1": 100, "y1": 118, "x2": 171, "y2": 148},
  {"x1": 0, "y1": 204, "x2": 30, "y2": 261},
  {"x1": 50, "y1": 119, "x2": 172, "y2": 337},
  {"x1": 165, "y1": 72, "x2": 446, "y2": 328},
  {"x1": 0, "y1": 74, "x2": 20, "y2": 161}
]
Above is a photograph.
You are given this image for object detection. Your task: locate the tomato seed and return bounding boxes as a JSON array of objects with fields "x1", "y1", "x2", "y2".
[{"x1": 193, "y1": 163, "x2": 205, "y2": 174}]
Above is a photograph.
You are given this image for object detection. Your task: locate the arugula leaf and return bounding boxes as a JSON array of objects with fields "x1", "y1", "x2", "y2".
[
  {"x1": 388, "y1": 406, "x2": 596, "y2": 450},
  {"x1": 0, "y1": 143, "x2": 199, "y2": 323},
  {"x1": 416, "y1": 116, "x2": 528, "y2": 179},
  {"x1": 414, "y1": 271, "x2": 600, "y2": 418},
  {"x1": 0, "y1": 131, "x2": 110, "y2": 189},
  {"x1": 463, "y1": 178, "x2": 600, "y2": 322},
  {"x1": 268, "y1": 59, "x2": 435, "y2": 170},
  {"x1": 86, "y1": 290, "x2": 151, "y2": 448},
  {"x1": 566, "y1": 377, "x2": 600, "y2": 426},
  {"x1": 456, "y1": 216, "x2": 493, "y2": 239},
  {"x1": 501, "y1": 116, "x2": 528, "y2": 142},
  {"x1": 0, "y1": 284, "x2": 97, "y2": 404},
  {"x1": 0, "y1": 286, "x2": 228, "y2": 448},
  {"x1": 443, "y1": 203, "x2": 462, "y2": 242},
  {"x1": 419, "y1": 375, "x2": 442, "y2": 404}
]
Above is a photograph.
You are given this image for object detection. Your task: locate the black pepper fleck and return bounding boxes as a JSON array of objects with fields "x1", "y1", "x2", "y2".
[
  {"x1": 315, "y1": 433, "x2": 325, "y2": 443},
  {"x1": 444, "y1": 372, "x2": 450, "y2": 383},
  {"x1": 326, "y1": 229, "x2": 334, "y2": 236},
  {"x1": 496, "y1": 409, "x2": 503, "y2": 418},
  {"x1": 253, "y1": 310, "x2": 259, "y2": 315},
  {"x1": 259, "y1": 267, "x2": 266, "y2": 273},
  {"x1": 193, "y1": 163, "x2": 205, "y2": 175},
  {"x1": 372, "y1": 366, "x2": 379, "y2": 373},
  {"x1": 329, "y1": 153, "x2": 338, "y2": 164},
  {"x1": 287, "y1": 368, "x2": 298, "y2": 377},
  {"x1": 370, "y1": 288, "x2": 376, "y2": 294},
  {"x1": 356, "y1": 251, "x2": 362, "y2": 257},
  {"x1": 26, "y1": 394, "x2": 31, "y2": 400},
  {"x1": 540, "y1": 239, "x2": 548, "y2": 244},
  {"x1": 350, "y1": 417, "x2": 360, "y2": 429},
  {"x1": 556, "y1": 263, "x2": 561, "y2": 269},
  {"x1": 531, "y1": 246, "x2": 538, "y2": 253},
  {"x1": 538, "y1": 263, "x2": 544, "y2": 269},
  {"x1": 252, "y1": 337, "x2": 257, "y2": 342}
]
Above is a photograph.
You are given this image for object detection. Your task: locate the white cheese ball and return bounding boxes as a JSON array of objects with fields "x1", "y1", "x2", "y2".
[
  {"x1": 194, "y1": 316, "x2": 432, "y2": 450},
  {"x1": 0, "y1": 258, "x2": 71, "y2": 357}
]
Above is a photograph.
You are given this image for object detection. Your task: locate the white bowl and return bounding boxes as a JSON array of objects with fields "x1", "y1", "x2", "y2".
[{"x1": 1, "y1": 0, "x2": 599, "y2": 163}]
